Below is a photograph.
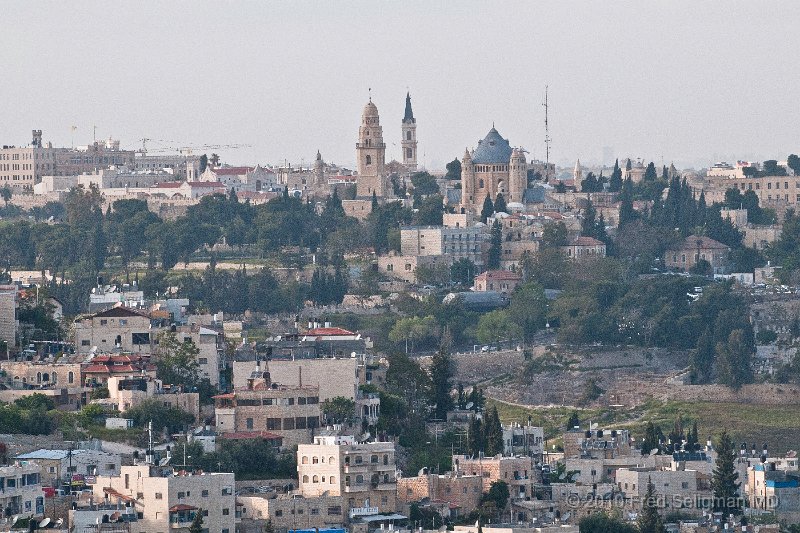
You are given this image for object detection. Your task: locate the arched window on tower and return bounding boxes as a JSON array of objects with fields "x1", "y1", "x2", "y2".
[
  {"x1": 406, "y1": 131, "x2": 412, "y2": 141},
  {"x1": 407, "y1": 148, "x2": 413, "y2": 159},
  {"x1": 479, "y1": 179, "x2": 485, "y2": 188},
  {"x1": 366, "y1": 155, "x2": 372, "y2": 165}
]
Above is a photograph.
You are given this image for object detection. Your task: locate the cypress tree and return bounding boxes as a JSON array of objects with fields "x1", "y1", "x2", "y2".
[
  {"x1": 618, "y1": 177, "x2": 635, "y2": 226},
  {"x1": 494, "y1": 193, "x2": 508, "y2": 213},
  {"x1": 638, "y1": 477, "x2": 666, "y2": 533},
  {"x1": 712, "y1": 430, "x2": 742, "y2": 516},
  {"x1": 480, "y1": 196, "x2": 494, "y2": 223}
]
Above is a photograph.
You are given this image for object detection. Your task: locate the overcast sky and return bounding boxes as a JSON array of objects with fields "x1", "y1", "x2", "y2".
[{"x1": 3, "y1": 1, "x2": 800, "y2": 170}]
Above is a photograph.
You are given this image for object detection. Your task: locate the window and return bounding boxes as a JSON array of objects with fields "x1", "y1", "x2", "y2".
[
  {"x1": 246, "y1": 418, "x2": 253, "y2": 430},
  {"x1": 222, "y1": 509, "x2": 229, "y2": 516},
  {"x1": 155, "y1": 493, "x2": 163, "y2": 499},
  {"x1": 119, "y1": 319, "x2": 127, "y2": 326},
  {"x1": 366, "y1": 155, "x2": 372, "y2": 165},
  {"x1": 199, "y1": 358, "x2": 208, "y2": 365},
  {"x1": 132, "y1": 333, "x2": 150, "y2": 345},
  {"x1": 100, "y1": 319, "x2": 108, "y2": 325},
  {"x1": 330, "y1": 476, "x2": 336, "y2": 484},
  {"x1": 267, "y1": 418, "x2": 281, "y2": 430},
  {"x1": 202, "y1": 490, "x2": 208, "y2": 497},
  {"x1": 81, "y1": 340, "x2": 90, "y2": 346},
  {"x1": 295, "y1": 417, "x2": 307, "y2": 429},
  {"x1": 303, "y1": 475, "x2": 309, "y2": 483},
  {"x1": 681, "y1": 482, "x2": 689, "y2": 489},
  {"x1": 276, "y1": 510, "x2": 283, "y2": 517},
  {"x1": 313, "y1": 475, "x2": 319, "y2": 483},
  {"x1": 327, "y1": 506, "x2": 342, "y2": 515},
  {"x1": 311, "y1": 508, "x2": 319, "y2": 515},
  {"x1": 298, "y1": 397, "x2": 307, "y2": 405}
]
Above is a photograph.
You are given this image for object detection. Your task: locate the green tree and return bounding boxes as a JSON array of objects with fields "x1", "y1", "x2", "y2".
[
  {"x1": 618, "y1": 177, "x2": 636, "y2": 226},
  {"x1": 711, "y1": 430, "x2": 742, "y2": 516},
  {"x1": 640, "y1": 421, "x2": 661, "y2": 455},
  {"x1": 608, "y1": 159, "x2": 623, "y2": 192},
  {"x1": 476, "y1": 310, "x2": 520, "y2": 345},
  {"x1": 389, "y1": 315, "x2": 438, "y2": 354},
  {"x1": 541, "y1": 221, "x2": 568, "y2": 248},
  {"x1": 451, "y1": 258, "x2": 476, "y2": 285},
  {"x1": 0, "y1": 186, "x2": 11, "y2": 208},
  {"x1": 483, "y1": 480, "x2": 510, "y2": 512},
  {"x1": 487, "y1": 220, "x2": 502, "y2": 269},
  {"x1": 715, "y1": 329, "x2": 754, "y2": 389},
  {"x1": 322, "y1": 397, "x2": 356, "y2": 424},
  {"x1": 445, "y1": 158, "x2": 462, "y2": 181},
  {"x1": 567, "y1": 411, "x2": 580, "y2": 429},
  {"x1": 494, "y1": 193, "x2": 508, "y2": 214},
  {"x1": 788, "y1": 154, "x2": 800, "y2": 176},
  {"x1": 154, "y1": 332, "x2": 216, "y2": 402},
  {"x1": 484, "y1": 406, "x2": 504, "y2": 456},
  {"x1": 189, "y1": 510, "x2": 204, "y2": 533},
  {"x1": 579, "y1": 512, "x2": 638, "y2": 533},
  {"x1": 480, "y1": 196, "x2": 494, "y2": 223},
  {"x1": 430, "y1": 334, "x2": 454, "y2": 420},
  {"x1": 638, "y1": 477, "x2": 666, "y2": 533},
  {"x1": 507, "y1": 282, "x2": 547, "y2": 343}
]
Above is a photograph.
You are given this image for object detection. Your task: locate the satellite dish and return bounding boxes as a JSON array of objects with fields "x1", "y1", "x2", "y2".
[
  {"x1": 363, "y1": 432, "x2": 371, "y2": 440},
  {"x1": 650, "y1": 448, "x2": 660, "y2": 456},
  {"x1": 39, "y1": 517, "x2": 51, "y2": 527},
  {"x1": 9, "y1": 516, "x2": 18, "y2": 526},
  {"x1": 558, "y1": 472, "x2": 566, "y2": 480},
  {"x1": 55, "y1": 518, "x2": 64, "y2": 526},
  {"x1": 465, "y1": 402, "x2": 474, "y2": 410}
]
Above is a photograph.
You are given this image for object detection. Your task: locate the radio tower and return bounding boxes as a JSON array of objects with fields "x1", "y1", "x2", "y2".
[{"x1": 542, "y1": 85, "x2": 552, "y2": 181}]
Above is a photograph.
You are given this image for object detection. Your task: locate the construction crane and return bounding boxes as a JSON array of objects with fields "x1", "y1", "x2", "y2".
[{"x1": 138, "y1": 138, "x2": 252, "y2": 155}]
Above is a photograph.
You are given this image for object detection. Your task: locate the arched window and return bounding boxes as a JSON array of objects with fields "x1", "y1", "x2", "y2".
[
  {"x1": 303, "y1": 475, "x2": 309, "y2": 483},
  {"x1": 302, "y1": 456, "x2": 309, "y2": 464},
  {"x1": 406, "y1": 131, "x2": 412, "y2": 141},
  {"x1": 43, "y1": 373, "x2": 50, "y2": 382},
  {"x1": 312, "y1": 457, "x2": 319, "y2": 464},
  {"x1": 479, "y1": 179, "x2": 485, "y2": 188},
  {"x1": 312, "y1": 475, "x2": 319, "y2": 483},
  {"x1": 356, "y1": 475, "x2": 364, "y2": 484},
  {"x1": 52, "y1": 372, "x2": 57, "y2": 384},
  {"x1": 407, "y1": 148, "x2": 413, "y2": 159},
  {"x1": 37, "y1": 372, "x2": 42, "y2": 383},
  {"x1": 329, "y1": 456, "x2": 335, "y2": 464},
  {"x1": 383, "y1": 474, "x2": 389, "y2": 483},
  {"x1": 330, "y1": 476, "x2": 336, "y2": 484},
  {"x1": 321, "y1": 476, "x2": 326, "y2": 482},
  {"x1": 366, "y1": 155, "x2": 372, "y2": 165},
  {"x1": 68, "y1": 372, "x2": 74, "y2": 384},
  {"x1": 383, "y1": 455, "x2": 388, "y2": 465},
  {"x1": 371, "y1": 455, "x2": 378, "y2": 464}
]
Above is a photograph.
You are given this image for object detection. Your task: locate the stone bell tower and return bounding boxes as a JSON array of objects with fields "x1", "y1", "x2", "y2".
[
  {"x1": 356, "y1": 97, "x2": 387, "y2": 197},
  {"x1": 401, "y1": 92, "x2": 417, "y2": 171}
]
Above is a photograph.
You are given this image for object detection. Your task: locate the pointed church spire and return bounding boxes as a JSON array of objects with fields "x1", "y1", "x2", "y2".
[{"x1": 403, "y1": 92, "x2": 414, "y2": 123}]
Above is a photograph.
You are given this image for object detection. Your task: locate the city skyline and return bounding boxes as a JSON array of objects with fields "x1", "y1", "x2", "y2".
[{"x1": 3, "y1": 1, "x2": 800, "y2": 170}]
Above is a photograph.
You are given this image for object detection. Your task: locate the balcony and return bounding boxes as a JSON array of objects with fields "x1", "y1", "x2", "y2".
[{"x1": 343, "y1": 463, "x2": 369, "y2": 473}]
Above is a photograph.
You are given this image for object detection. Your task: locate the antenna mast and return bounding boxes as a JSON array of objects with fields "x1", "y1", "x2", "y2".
[{"x1": 542, "y1": 86, "x2": 552, "y2": 181}]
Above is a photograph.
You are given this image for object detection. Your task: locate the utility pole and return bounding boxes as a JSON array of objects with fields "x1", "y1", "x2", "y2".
[{"x1": 542, "y1": 86, "x2": 552, "y2": 182}]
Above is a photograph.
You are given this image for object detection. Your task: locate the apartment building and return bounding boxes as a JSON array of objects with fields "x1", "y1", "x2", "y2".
[
  {"x1": 474, "y1": 270, "x2": 522, "y2": 294},
  {"x1": 297, "y1": 435, "x2": 397, "y2": 516},
  {"x1": 561, "y1": 236, "x2": 607, "y2": 261},
  {"x1": 748, "y1": 462, "x2": 800, "y2": 515},
  {"x1": 232, "y1": 358, "x2": 358, "y2": 402},
  {"x1": 0, "y1": 131, "x2": 56, "y2": 190},
  {"x1": 93, "y1": 465, "x2": 235, "y2": 533},
  {"x1": 400, "y1": 225, "x2": 487, "y2": 266},
  {"x1": 616, "y1": 466, "x2": 710, "y2": 511},
  {"x1": 74, "y1": 306, "x2": 153, "y2": 355},
  {"x1": 16, "y1": 448, "x2": 121, "y2": 488},
  {"x1": 664, "y1": 235, "x2": 730, "y2": 274},
  {"x1": 562, "y1": 428, "x2": 633, "y2": 459},
  {"x1": 397, "y1": 472, "x2": 483, "y2": 518},
  {"x1": 0, "y1": 462, "x2": 44, "y2": 520},
  {"x1": 214, "y1": 372, "x2": 321, "y2": 448},
  {"x1": 502, "y1": 423, "x2": 545, "y2": 457},
  {"x1": 237, "y1": 494, "x2": 346, "y2": 532},
  {"x1": 453, "y1": 454, "x2": 541, "y2": 500},
  {"x1": 174, "y1": 325, "x2": 223, "y2": 388},
  {"x1": 0, "y1": 285, "x2": 18, "y2": 347},
  {"x1": 104, "y1": 376, "x2": 201, "y2": 422}
]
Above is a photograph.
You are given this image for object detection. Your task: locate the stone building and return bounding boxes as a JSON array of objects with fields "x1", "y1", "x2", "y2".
[
  {"x1": 0, "y1": 130, "x2": 57, "y2": 190},
  {"x1": 562, "y1": 427, "x2": 633, "y2": 459},
  {"x1": 237, "y1": 494, "x2": 345, "y2": 532},
  {"x1": 616, "y1": 466, "x2": 711, "y2": 512},
  {"x1": 401, "y1": 93, "x2": 418, "y2": 171},
  {"x1": 16, "y1": 448, "x2": 121, "y2": 488},
  {"x1": 453, "y1": 455, "x2": 541, "y2": 501},
  {"x1": 73, "y1": 306, "x2": 153, "y2": 355},
  {"x1": 460, "y1": 128, "x2": 528, "y2": 213},
  {"x1": 0, "y1": 462, "x2": 44, "y2": 520},
  {"x1": 92, "y1": 465, "x2": 235, "y2": 533},
  {"x1": 397, "y1": 472, "x2": 483, "y2": 518},
  {"x1": 356, "y1": 99, "x2": 388, "y2": 198},
  {"x1": 561, "y1": 236, "x2": 607, "y2": 262},
  {"x1": 0, "y1": 284, "x2": 18, "y2": 347},
  {"x1": 664, "y1": 235, "x2": 730, "y2": 274},
  {"x1": 213, "y1": 371, "x2": 321, "y2": 448},
  {"x1": 298, "y1": 435, "x2": 397, "y2": 516},
  {"x1": 474, "y1": 270, "x2": 522, "y2": 294}
]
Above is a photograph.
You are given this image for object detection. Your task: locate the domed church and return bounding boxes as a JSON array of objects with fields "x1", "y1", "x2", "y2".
[{"x1": 460, "y1": 127, "x2": 528, "y2": 214}]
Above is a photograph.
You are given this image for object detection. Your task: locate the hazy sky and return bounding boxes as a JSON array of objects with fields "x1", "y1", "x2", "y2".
[{"x1": 3, "y1": 1, "x2": 800, "y2": 170}]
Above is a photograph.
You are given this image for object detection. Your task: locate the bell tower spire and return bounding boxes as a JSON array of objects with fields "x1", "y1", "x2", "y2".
[{"x1": 401, "y1": 92, "x2": 418, "y2": 171}]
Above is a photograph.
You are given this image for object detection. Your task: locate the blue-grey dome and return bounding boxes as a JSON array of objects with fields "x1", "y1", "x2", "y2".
[{"x1": 471, "y1": 127, "x2": 513, "y2": 164}]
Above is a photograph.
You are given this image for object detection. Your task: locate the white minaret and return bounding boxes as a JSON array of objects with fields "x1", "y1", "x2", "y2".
[
  {"x1": 401, "y1": 92, "x2": 418, "y2": 171},
  {"x1": 573, "y1": 159, "x2": 583, "y2": 182}
]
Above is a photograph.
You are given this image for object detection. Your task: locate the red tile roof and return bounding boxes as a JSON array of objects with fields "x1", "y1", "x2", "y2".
[
  {"x1": 475, "y1": 270, "x2": 522, "y2": 282},
  {"x1": 188, "y1": 181, "x2": 225, "y2": 188},
  {"x1": 154, "y1": 181, "x2": 183, "y2": 188},
  {"x1": 103, "y1": 487, "x2": 136, "y2": 502},
  {"x1": 211, "y1": 167, "x2": 252, "y2": 176},
  {"x1": 571, "y1": 236, "x2": 605, "y2": 247},
  {"x1": 677, "y1": 235, "x2": 730, "y2": 250},
  {"x1": 305, "y1": 327, "x2": 356, "y2": 336},
  {"x1": 169, "y1": 504, "x2": 199, "y2": 512}
]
